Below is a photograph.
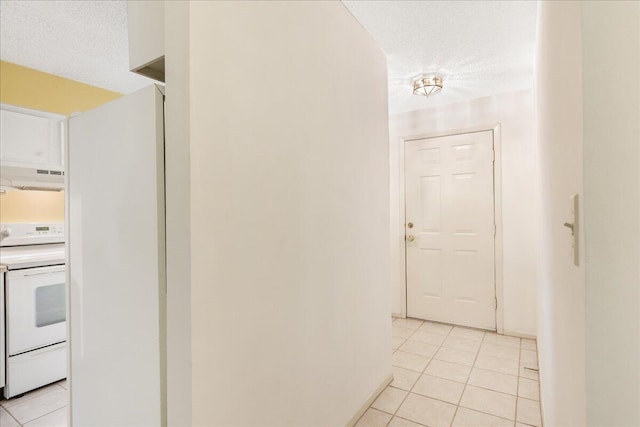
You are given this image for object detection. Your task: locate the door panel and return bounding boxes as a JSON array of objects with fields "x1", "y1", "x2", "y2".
[
  {"x1": 405, "y1": 131, "x2": 496, "y2": 330},
  {"x1": 68, "y1": 85, "x2": 165, "y2": 426}
]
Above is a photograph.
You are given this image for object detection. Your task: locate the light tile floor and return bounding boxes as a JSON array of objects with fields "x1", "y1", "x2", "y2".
[
  {"x1": 356, "y1": 318, "x2": 542, "y2": 427},
  {"x1": 0, "y1": 321, "x2": 541, "y2": 427},
  {"x1": 0, "y1": 380, "x2": 68, "y2": 427}
]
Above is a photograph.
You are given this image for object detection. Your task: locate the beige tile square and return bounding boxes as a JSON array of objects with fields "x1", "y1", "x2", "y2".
[
  {"x1": 56, "y1": 379, "x2": 68, "y2": 390},
  {"x1": 520, "y1": 339, "x2": 537, "y2": 351},
  {"x1": 452, "y1": 407, "x2": 513, "y2": 427},
  {"x1": 418, "y1": 321, "x2": 452, "y2": 336},
  {"x1": 388, "y1": 416, "x2": 425, "y2": 427},
  {"x1": 519, "y1": 360, "x2": 539, "y2": 380},
  {"x1": 392, "y1": 336, "x2": 406, "y2": 350},
  {"x1": 396, "y1": 393, "x2": 457, "y2": 427},
  {"x1": 399, "y1": 340, "x2": 440, "y2": 358},
  {"x1": 424, "y1": 359, "x2": 471, "y2": 383},
  {"x1": 412, "y1": 374, "x2": 464, "y2": 405},
  {"x1": 24, "y1": 407, "x2": 67, "y2": 427},
  {"x1": 483, "y1": 333, "x2": 521, "y2": 348},
  {"x1": 449, "y1": 326, "x2": 486, "y2": 341},
  {"x1": 479, "y1": 342, "x2": 520, "y2": 361},
  {"x1": 3, "y1": 386, "x2": 67, "y2": 424},
  {"x1": 372, "y1": 386, "x2": 408, "y2": 414},
  {"x1": 392, "y1": 366, "x2": 421, "y2": 391},
  {"x1": 393, "y1": 351, "x2": 431, "y2": 372},
  {"x1": 0, "y1": 407, "x2": 19, "y2": 427},
  {"x1": 410, "y1": 330, "x2": 446, "y2": 346},
  {"x1": 434, "y1": 347, "x2": 477, "y2": 366},
  {"x1": 356, "y1": 408, "x2": 393, "y2": 427},
  {"x1": 518, "y1": 378, "x2": 540, "y2": 401},
  {"x1": 520, "y1": 349, "x2": 538, "y2": 364},
  {"x1": 393, "y1": 326, "x2": 416, "y2": 339},
  {"x1": 394, "y1": 318, "x2": 424, "y2": 330},
  {"x1": 468, "y1": 368, "x2": 518, "y2": 395},
  {"x1": 460, "y1": 385, "x2": 516, "y2": 420},
  {"x1": 517, "y1": 397, "x2": 541, "y2": 426},
  {"x1": 474, "y1": 354, "x2": 519, "y2": 376},
  {"x1": 1, "y1": 384, "x2": 63, "y2": 409},
  {"x1": 442, "y1": 336, "x2": 482, "y2": 353}
]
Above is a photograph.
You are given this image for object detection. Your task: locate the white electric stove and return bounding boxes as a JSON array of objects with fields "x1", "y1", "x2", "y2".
[{"x1": 0, "y1": 222, "x2": 66, "y2": 398}]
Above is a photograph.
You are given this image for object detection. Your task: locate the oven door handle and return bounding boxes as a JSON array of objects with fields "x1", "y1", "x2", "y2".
[{"x1": 22, "y1": 271, "x2": 58, "y2": 277}]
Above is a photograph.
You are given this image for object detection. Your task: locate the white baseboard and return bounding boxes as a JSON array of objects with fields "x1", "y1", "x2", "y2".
[
  {"x1": 538, "y1": 377, "x2": 546, "y2": 427},
  {"x1": 345, "y1": 373, "x2": 393, "y2": 427},
  {"x1": 536, "y1": 342, "x2": 545, "y2": 426},
  {"x1": 391, "y1": 313, "x2": 405, "y2": 319}
]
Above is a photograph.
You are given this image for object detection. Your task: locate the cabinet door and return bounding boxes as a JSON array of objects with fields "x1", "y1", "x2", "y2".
[
  {"x1": 0, "y1": 107, "x2": 65, "y2": 169},
  {"x1": 128, "y1": 1, "x2": 165, "y2": 82}
]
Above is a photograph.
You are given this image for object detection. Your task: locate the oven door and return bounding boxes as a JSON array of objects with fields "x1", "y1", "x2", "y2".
[{"x1": 6, "y1": 265, "x2": 66, "y2": 355}]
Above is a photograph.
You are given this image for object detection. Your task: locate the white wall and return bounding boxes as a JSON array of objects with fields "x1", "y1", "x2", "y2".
[
  {"x1": 582, "y1": 2, "x2": 640, "y2": 425},
  {"x1": 535, "y1": 2, "x2": 586, "y2": 425},
  {"x1": 389, "y1": 90, "x2": 538, "y2": 336},
  {"x1": 182, "y1": 2, "x2": 390, "y2": 425},
  {"x1": 536, "y1": 2, "x2": 640, "y2": 425}
]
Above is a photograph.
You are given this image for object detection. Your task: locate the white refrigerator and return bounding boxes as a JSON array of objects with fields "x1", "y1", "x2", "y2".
[{"x1": 67, "y1": 84, "x2": 166, "y2": 426}]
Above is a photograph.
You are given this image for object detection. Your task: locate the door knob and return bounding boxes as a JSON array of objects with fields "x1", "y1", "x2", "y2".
[
  {"x1": 406, "y1": 235, "x2": 415, "y2": 242},
  {"x1": 407, "y1": 222, "x2": 414, "y2": 229}
]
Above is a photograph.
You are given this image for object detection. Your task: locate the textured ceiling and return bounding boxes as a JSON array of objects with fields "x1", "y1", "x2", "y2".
[
  {"x1": 0, "y1": 1, "x2": 536, "y2": 110},
  {"x1": 0, "y1": 0, "x2": 152, "y2": 94},
  {"x1": 343, "y1": 1, "x2": 538, "y2": 114}
]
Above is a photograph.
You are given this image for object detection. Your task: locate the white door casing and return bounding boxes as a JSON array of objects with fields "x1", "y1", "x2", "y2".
[
  {"x1": 67, "y1": 85, "x2": 165, "y2": 426},
  {"x1": 405, "y1": 130, "x2": 496, "y2": 330}
]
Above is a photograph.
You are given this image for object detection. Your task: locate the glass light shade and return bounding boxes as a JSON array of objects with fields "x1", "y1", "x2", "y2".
[{"x1": 413, "y1": 75, "x2": 443, "y2": 97}]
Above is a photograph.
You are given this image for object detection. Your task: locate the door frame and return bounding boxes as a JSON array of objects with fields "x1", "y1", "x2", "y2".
[{"x1": 399, "y1": 124, "x2": 504, "y2": 333}]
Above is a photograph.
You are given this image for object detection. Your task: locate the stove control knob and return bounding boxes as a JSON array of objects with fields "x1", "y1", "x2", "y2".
[{"x1": 0, "y1": 228, "x2": 10, "y2": 240}]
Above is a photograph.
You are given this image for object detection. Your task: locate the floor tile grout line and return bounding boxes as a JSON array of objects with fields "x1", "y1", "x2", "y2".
[
  {"x1": 388, "y1": 319, "x2": 540, "y2": 426},
  {"x1": 0, "y1": 382, "x2": 66, "y2": 409},
  {"x1": 454, "y1": 327, "x2": 536, "y2": 422},
  {"x1": 385, "y1": 319, "x2": 450, "y2": 426},
  {"x1": 375, "y1": 317, "x2": 425, "y2": 427},
  {"x1": 386, "y1": 319, "x2": 429, "y2": 425},
  {"x1": 456, "y1": 329, "x2": 533, "y2": 422},
  {"x1": 2, "y1": 406, "x2": 21, "y2": 426},
  {"x1": 403, "y1": 323, "x2": 526, "y2": 424},
  {"x1": 515, "y1": 339, "x2": 522, "y2": 424},
  {"x1": 450, "y1": 327, "x2": 485, "y2": 426},
  {"x1": 6, "y1": 404, "x2": 66, "y2": 426},
  {"x1": 0, "y1": 380, "x2": 68, "y2": 426}
]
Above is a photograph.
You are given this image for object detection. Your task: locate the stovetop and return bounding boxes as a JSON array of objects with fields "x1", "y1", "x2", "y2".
[{"x1": 0, "y1": 243, "x2": 66, "y2": 270}]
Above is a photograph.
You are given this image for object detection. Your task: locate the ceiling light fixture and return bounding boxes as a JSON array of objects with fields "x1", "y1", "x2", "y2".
[{"x1": 412, "y1": 74, "x2": 443, "y2": 97}]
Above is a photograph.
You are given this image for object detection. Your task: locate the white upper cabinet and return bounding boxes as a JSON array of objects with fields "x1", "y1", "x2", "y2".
[
  {"x1": 127, "y1": 1, "x2": 165, "y2": 82},
  {"x1": 0, "y1": 104, "x2": 66, "y2": 170}
]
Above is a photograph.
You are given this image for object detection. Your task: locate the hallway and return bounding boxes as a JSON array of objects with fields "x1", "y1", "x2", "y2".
[{"x1": 356, "y1": 319, "x2": 541, "y2": 427}]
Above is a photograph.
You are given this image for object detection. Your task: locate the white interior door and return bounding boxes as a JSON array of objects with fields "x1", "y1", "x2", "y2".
[
  {"x1": 405, "y1": 131, "x2": 496, "y2": 330},
  {"x1": 67, "y1": 85, "x2": 165, "y2": 426}
]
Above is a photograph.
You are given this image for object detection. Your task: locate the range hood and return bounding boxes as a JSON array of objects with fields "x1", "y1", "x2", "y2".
[{"x1": 0, "y1": 165, "x2": 65, "y2": 191}]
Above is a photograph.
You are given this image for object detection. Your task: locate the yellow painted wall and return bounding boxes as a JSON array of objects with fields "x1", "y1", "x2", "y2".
[{"x1": 0, "y1": 61, "x2": 122, "y2": 223}]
